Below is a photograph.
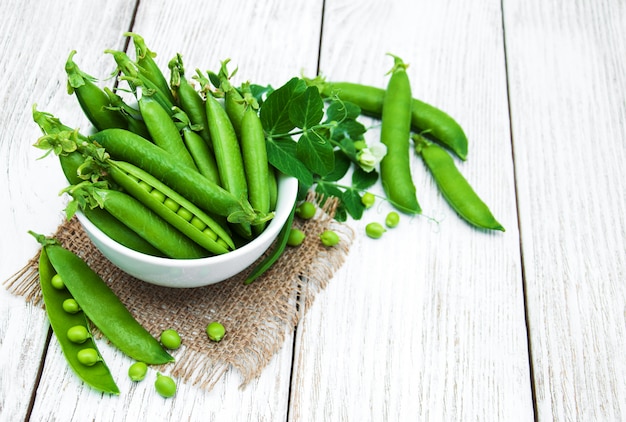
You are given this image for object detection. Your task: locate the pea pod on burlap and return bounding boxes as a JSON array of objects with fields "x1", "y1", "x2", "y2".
[
  {"x1": 37, "y1": 245, "x2": 119, "y2": 394},
  {"x1": 30, "y1": 232, "x2": 175, "y2": 364}
]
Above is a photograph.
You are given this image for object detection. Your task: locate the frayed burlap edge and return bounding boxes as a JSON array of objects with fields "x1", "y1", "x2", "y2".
[{"x1": 3, "y1": 193, "x2": 354, "y2": 391}]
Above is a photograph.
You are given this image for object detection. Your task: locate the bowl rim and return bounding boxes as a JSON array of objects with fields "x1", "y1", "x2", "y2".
[{"x1": 76, "y1": 174, "x2": 298, "y2": 268}]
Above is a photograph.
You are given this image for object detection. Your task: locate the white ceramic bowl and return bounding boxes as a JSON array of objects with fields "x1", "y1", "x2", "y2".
[{"x1": 76, "y1": 174, "x2": 298, "y2": 288}]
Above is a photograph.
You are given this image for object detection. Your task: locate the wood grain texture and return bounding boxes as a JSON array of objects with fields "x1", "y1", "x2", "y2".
[
  {"x1": 0, "y1": 1, "x2": 137, "y2": 420},
  {"x1": 503, "y1": 0, "x2": 626, "y2": 420},
  {"x1": 288, "y1": 0, "x2": 533, "y2": 420}
]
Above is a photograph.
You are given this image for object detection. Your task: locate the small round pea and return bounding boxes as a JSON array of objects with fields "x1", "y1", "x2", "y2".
[
  {"x1": 163, "y1": 197, "x2": 180, "y2": 212},
  {"x1": 67, "y1": 325, "x2": 90, "y2": 344},
  {"x1": 296, "y1": 201, "x2": 316, "y2": 219},
  {"x1": 365, "y1": 222, "x2": 386, "y2": 239},
  {"x1": 150, "y1": 189, "x2": 167, "y2": 203},
  {"x1": 287, "y1": 228, "x2": 306, "y2": 246},
  {"x1": 128, "y1": 361, "x2": 148, "y2": 382},
  {"x1": 77, "y1": 348, "x2": 100, "y2": 366},
  {"x1": 206, "y1": 321, "x2": 226, "y2": 342},
  {"x1": 50, "y1": 273, "x2": 65, "y2": 290},
  {"x1": 160, "y1": 329, "x2": 182, "y2": 350},
  {"x1": 385, "y1": 211, "x2": 400, "y2": 228},
  {"x1": 361, "y1": 192, "x2": 376, "y2": 208},
  {"x1": 319, "y1": 230, "x2": 340, "y2": 247},
  {"x1": 155, "y1": 373, "x2": 176, "y2": 398},
  {"x1": 62, "y1": 298, "x2": 81, "y2": 314},
  {"x1": 177, "y1": 207, "x2": 193, "y2": 221}
]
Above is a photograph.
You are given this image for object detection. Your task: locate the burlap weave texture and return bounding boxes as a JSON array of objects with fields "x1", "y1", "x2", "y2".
[{"x1": 4, "y1": 195, "x2": 353, "y2": 390}]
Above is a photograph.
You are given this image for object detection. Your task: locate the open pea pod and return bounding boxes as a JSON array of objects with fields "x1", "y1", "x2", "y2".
[
  {"x1": 38, "y1": 247, "x2": 120, "y2": 394},
  {"x1": 32, "y1": 232, "x2": 174, "y2": 365}
]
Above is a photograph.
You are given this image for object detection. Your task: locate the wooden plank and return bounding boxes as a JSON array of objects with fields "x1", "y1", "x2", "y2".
[
  {"x1": 0, "y1": 1, "x2": 138, "y2": 420},
  {"x1": 288, "y1": 0, "x2": 534, "y2": 420},
  {"x1": 15, "y1": 0, "x2": 324, "y2": 420},
  {"x1": 502, "y1": 0, "x2": 626, "y2": 419}
]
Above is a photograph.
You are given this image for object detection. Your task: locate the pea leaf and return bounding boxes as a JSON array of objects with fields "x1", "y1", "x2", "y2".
[
  {"x1": 288, "y1": 86, "x2": 324, "y2": 129},
  {"x1": 321, "y1": 150, "x2": 351, "y2": 182},
  {"x1": 260, "y1": 77, "x2": 306, "y2": 136},
  {"x1": 341, "y1": 189, "x2": 365, "y2": 220},
  {"x1": 266, "y1": 137, "x2": 313, "y2": 186},
  {"x1": 325, "y1": 99, "x2": 361, "y2": 121},
  {"x1": 296, "y1": 129, "x2": 334, "y2": 176},
  {"x1": 352, "y1": 167, "x2": 379, "y2": 190}
]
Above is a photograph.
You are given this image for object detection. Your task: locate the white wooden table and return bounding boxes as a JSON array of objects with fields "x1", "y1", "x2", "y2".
[{"x1": 1, "y1": 0, "x2": 625, "y2": 420}]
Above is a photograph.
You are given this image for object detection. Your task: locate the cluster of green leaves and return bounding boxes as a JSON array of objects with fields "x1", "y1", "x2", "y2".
[{"x1": 255, "y1": 77, "x2": 378, "y2": 221}]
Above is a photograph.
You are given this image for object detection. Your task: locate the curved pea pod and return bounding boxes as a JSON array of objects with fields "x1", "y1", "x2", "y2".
[
  {"x1": 107, "y1": 160, "x2": 235, "y2": 254},
  {"x1": 90, "y1": 128, "x2": 259, "y2": 223},
  {"x1": 240, "y1": 105, "x2": 271, "y2": 235},
  {"x1": 414, "y1": 135, "x2": 504, "y2": 231},
  {"x1": 55, "y1": 149, "x2": 165, "y2": 257},
  {"x1": 36, "y1": 246, "x2": 120, "y2": 394},
  {"x1": 35, "y1": 236, "x2": 175, "y2": 364},
  {"x1": 82, "y1": 207, "x2": 165, "y2": 257},
  {"x1": 65, "y1": 50, "x2": 127, "y2": 131},
  {"x1": 379, "y1": 54, "x2": 421, "y2": 214},
  {"x1": 138, "y1": 92, "x2": 198, "y2": 170},
  {"x1": 305, "y1": 78, "x2": 468, "y2": 161},
  {"x1": 125, "y1": 32, "x2": 176, "y2": 105},
  {"x1": 169, "y1": 53, "x2": 212, "y2": 147}
]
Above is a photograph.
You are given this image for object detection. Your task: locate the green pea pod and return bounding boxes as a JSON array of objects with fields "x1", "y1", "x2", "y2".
[
  {"x1": 90, "y1": 128, "x2": 258, "y2": 223},
  {"x1": 241, "y1": 105, "x2": 271, "y2": 235},
  {"x1": 379, "y1": 54, "x2": 421, "y2": 214},
  {"x1": 52, "y1": 146, "x2": 164, "y2": 256},
  {"x1": 125, "y1": 32, "x2": 176, "y2": 105},
  {"x1": 205, "y1": 94, "x2": 252, "y2": 238},
  {"x1": 106, "y1": 49, "x2": 175, "y2": 116},
  {"x1": 82, "y1": 207, "x2": 165, "y2": 257},
  {"x1": 103, "y1": 87, "x2": 152, "y2": 140},
  {"x1": 305, "y1": 78, "x2": 468, "y2": 161},
  {"x1": 65, "y1": 51, "x2": 127, "y2": 132},
  {"x1": 169, "y1": 53, "x2": 213, "y2": 147},
  {"x1": 139, "y1": 92, "x2": 198, "y2": 170},
  {"x1": 414, "y1": 135, "x2": 504, "y2": 231},
  {"x1": 34, "y1": 235, "x2": 175, "y2": 364},
  {"x1": 107, "y1": 160, "x2": 235, "y2": 253},
  {"x1": 36, "y1": 245, "x2": 120, "y2": 394},
  {"x1": 82, "y1": 187, "x2": 210, "y2": 259},
  {"x1": 181, "y1": 126, "x2": 221, "y2": 185}
]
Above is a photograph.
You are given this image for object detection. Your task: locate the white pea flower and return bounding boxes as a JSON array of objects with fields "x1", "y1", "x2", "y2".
[{"x1": 356, "y1": 143, "x2": 387, "y2": 172}]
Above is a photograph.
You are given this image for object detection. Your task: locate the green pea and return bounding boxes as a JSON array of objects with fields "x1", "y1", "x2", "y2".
[
  {"x1": 287, "y1": 228, "x2": 306, "y2": 247},
  {"x1": 128, "y1": 361, "x2": 148, "y2": 382},
  {"x1": 319, "y1": 230, "x2": 340, "y2": 247},
  {"x1": 77, "y1": 348, "x2": 100, "y2": 366},
  {"x1": 177, "y1": 207, "x2": 193, "y2": 221},
  {"x1": 67, "y1": 325, "x2": 90, "y2": 344},
  {"x1": 149, "y1": 189, "x2": 166, "y2": 203},
  {"x1": 190, "y1": 216, "x2": 206, "y2": 231},
  {"x1": 155, "y1": 373, "x2": 177, "y2": 398},
  {"x1": 365, "y1": 222, "x2": 386, "y2": 239},
  {"x1": 163, "y1": 197, "x2": 180, "y2": 212},
  {"x1": 296, "y1": 201, "x2": 316, "y2": 219},
  {"x1": 160, "y1": 329, "x2": 182, "y2": 350},
  {"x1": 385, "y1": 211, "x2": 400, "y2": 228},
  {"x1": 50, "y1": 273, "x2": 65, "y2": 290},
  {"x1": 62, "y1": 298, "x2": 81, "y2": 314},
  {"x1": 138, "y1": 180, "x2": 152, "y2": 192},
  {"x1": 206, "y1": 321, "x2": 226, "y2": 342},
  {"x1": 361, "y1": 192, "x2": 376, "y2": 208}
]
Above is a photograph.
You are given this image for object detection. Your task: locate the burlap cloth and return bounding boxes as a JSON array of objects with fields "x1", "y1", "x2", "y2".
[{"x1": 3, "y1": 194, "x2": 353, "y2": 391}]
